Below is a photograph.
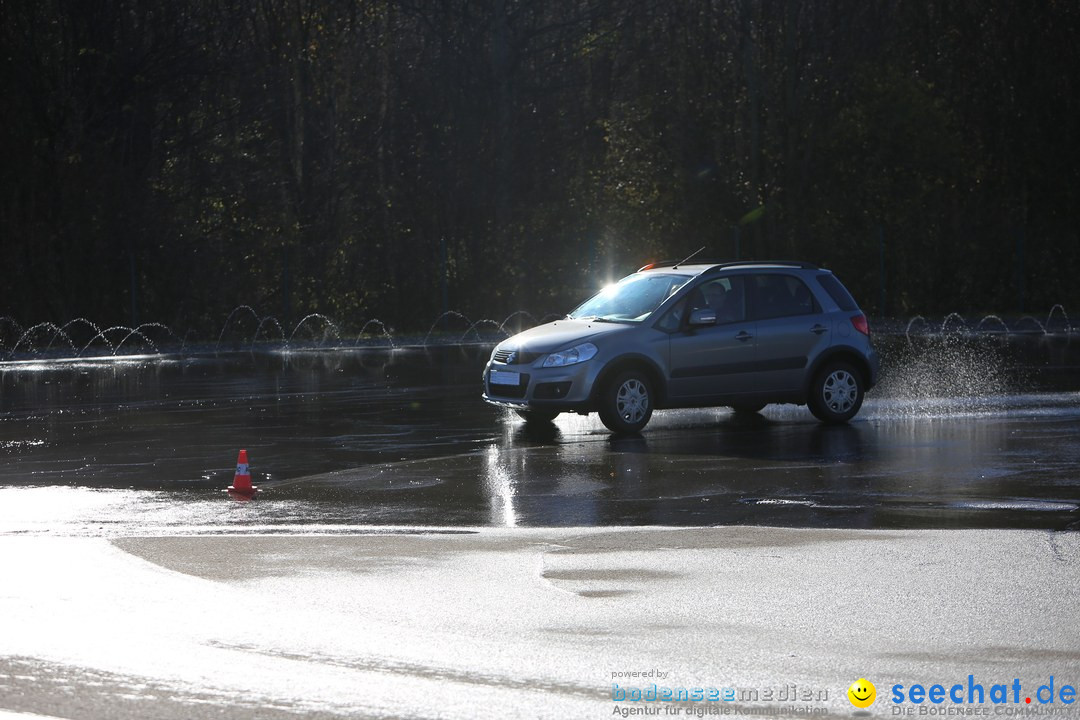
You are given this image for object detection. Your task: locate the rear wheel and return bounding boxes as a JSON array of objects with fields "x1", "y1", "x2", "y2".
[
  {"x1": 598, "y1": 370, "x2": 654, "y2": 434},
  {"x1": 515, "y1": 409, "x2": 559, "y2": 423},
  {"x1": 807, "y1": 361, "x2": 864, "y2": 424}
]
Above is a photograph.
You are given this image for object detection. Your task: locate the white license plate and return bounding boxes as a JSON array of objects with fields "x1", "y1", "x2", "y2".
[{"x1": 490, "y1": 369, "x2": 521, "y2": 386}]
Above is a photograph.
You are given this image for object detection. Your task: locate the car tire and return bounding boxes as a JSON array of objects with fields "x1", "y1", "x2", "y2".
[
  {"x1": 598, "y1": 370, "x2": 654, "y2": 434},
  {"x1": 515, "y1": 409, "x2": 559, "y2": 423},
  {"x1": 807, "y1": 361, "x2": 864, "y2": 424},
  {"x1": 731, "y1": 403, "x2": 766, "y2": 414}
]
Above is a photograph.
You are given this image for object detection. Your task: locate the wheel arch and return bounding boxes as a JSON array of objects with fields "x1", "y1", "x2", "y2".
[
  {"x1": 804, "y1": 347, "x2": 872, "y2": 398},
  {"x1": 592, "y1": 354, "x2": 668, "y2": 407}
]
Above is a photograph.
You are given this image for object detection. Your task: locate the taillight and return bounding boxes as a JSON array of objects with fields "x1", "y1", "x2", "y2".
[{"x1": 851, "y1": 314, "x2": 870, "y2": 336}]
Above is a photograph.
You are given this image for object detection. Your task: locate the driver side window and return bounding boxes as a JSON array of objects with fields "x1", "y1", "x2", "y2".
[
  {"x1": 656, "y1": 299, "x2": 686, "y2": 333},
  {"x1": 692, "y1": 276, "x2": 746, "y2": 324},
  {"x1": 656, "y1": 276, "x2": 747, "y2": 332}
]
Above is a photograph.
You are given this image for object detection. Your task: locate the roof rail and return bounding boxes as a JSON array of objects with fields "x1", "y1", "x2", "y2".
[
  {"x1": 707, "y1": 260, "x2": 820, "y2": 270},
  {"x1": 639, "y1": 259, "x2": 819, "y2": 272}
]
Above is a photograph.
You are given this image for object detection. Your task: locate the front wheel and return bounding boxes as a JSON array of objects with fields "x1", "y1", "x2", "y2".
[
  {"x1": 807, "y1": 362, "x2": 864, "y2": 424},
  {"x1": 597, "y1": 370, "x2": 654, "y2": 434}
]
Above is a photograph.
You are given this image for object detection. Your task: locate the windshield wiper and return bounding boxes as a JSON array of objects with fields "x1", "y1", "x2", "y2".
[{"x1": 571, "y1": 315, "x2": 629, "y2": 323}]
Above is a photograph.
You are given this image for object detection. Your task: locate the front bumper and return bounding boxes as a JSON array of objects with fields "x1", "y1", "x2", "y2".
[{"x1": 481, "y1": 359, "x2": 600, "y2": 412}]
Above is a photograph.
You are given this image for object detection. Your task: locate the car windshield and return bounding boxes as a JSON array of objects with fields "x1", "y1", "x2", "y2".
[{"x1": 568, "y1": 273, "x2": 688, "y2": 323}]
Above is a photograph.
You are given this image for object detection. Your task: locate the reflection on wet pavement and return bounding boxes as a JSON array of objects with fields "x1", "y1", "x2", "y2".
[{"x1": 0, "y1": 348, "x2": 1078, "y2": 533}]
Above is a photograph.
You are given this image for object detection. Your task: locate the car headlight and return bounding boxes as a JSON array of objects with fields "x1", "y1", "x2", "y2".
[{"x1": 542, "y1": 342, "x2": 598, "y2": 367}]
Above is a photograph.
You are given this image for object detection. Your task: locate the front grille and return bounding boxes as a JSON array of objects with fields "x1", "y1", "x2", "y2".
[{"x1": 492, "y1": 349, "x2": 543, "y2": 365}]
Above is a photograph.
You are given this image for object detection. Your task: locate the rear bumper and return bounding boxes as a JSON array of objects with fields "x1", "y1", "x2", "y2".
[{"x1": 867, "y1": 347, "x2": 881, "y2": 388}]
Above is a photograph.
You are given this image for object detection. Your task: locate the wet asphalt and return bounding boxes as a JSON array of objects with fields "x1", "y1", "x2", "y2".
[
  {"x1": 1, "y1": 527, "x2": 1078, "y2": 719},
  {"x1": 0, "y1": 341, "x2": 1078, "y2": 720},
  {"x1": 0, "y1": 341, "x2": 1077, "y2": 533}
]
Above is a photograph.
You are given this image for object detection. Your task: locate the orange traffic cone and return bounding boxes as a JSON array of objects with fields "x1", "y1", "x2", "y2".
[{"x1": 227, "y1": 449, "x2": 258, "y2": 500}]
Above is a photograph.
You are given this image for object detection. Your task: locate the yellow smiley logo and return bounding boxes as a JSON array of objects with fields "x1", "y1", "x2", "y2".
[{"x1": 848, "y1": 678, "x2": 876, "y2": 708}]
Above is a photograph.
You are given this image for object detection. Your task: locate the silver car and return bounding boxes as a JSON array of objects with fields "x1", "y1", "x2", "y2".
[{"x1": 483, "y1": 261, "x2": 880, "y2": 433}]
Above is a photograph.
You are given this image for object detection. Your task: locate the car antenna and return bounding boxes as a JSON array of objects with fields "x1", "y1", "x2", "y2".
[{"x1": 672, "y1": 246, "x2": 706, "y2": 269}]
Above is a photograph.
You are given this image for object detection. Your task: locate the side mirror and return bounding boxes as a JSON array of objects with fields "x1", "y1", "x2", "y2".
[{"x1": 689, "y1": 308, "x2": 717, "y2": 326}]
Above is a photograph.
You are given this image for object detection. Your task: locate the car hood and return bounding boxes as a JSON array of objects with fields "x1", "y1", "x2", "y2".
[{"x1": 499, "y1": 319, "x2": 632, "y2": 356}]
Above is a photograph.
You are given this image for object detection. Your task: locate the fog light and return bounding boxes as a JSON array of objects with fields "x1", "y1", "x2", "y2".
[{"x1": 534, "y1": 381, "x2": 572, "y2": 399}]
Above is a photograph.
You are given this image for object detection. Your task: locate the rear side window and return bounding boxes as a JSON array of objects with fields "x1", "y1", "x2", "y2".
[
  {"x1": 816, "y1": 273, "x2": 858, "y2": 311},
  {"x1": 751, "y1": 274, "x2": 817, "y2": 320}
]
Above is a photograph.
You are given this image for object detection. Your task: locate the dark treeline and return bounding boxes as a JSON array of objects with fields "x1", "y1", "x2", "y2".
[{"x1": 2, "y1": 0, "x2": 1079, "y2": 334}]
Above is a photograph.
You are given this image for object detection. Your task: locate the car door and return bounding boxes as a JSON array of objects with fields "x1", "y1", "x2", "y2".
[
  {"x1": 746, "y1": 273, "x2": 831, "y2": 393},
  {"x1": 665, "y1": 276, "x2": 758, "y2": 401}
]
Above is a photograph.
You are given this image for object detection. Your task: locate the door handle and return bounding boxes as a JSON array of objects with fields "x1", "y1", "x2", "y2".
[
  {"x1": 735, "y1": 331, "x2": 753, "y2": 342},
  {"x1": 810, "y1": 325, "x2": 828, "y2": 335}
]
